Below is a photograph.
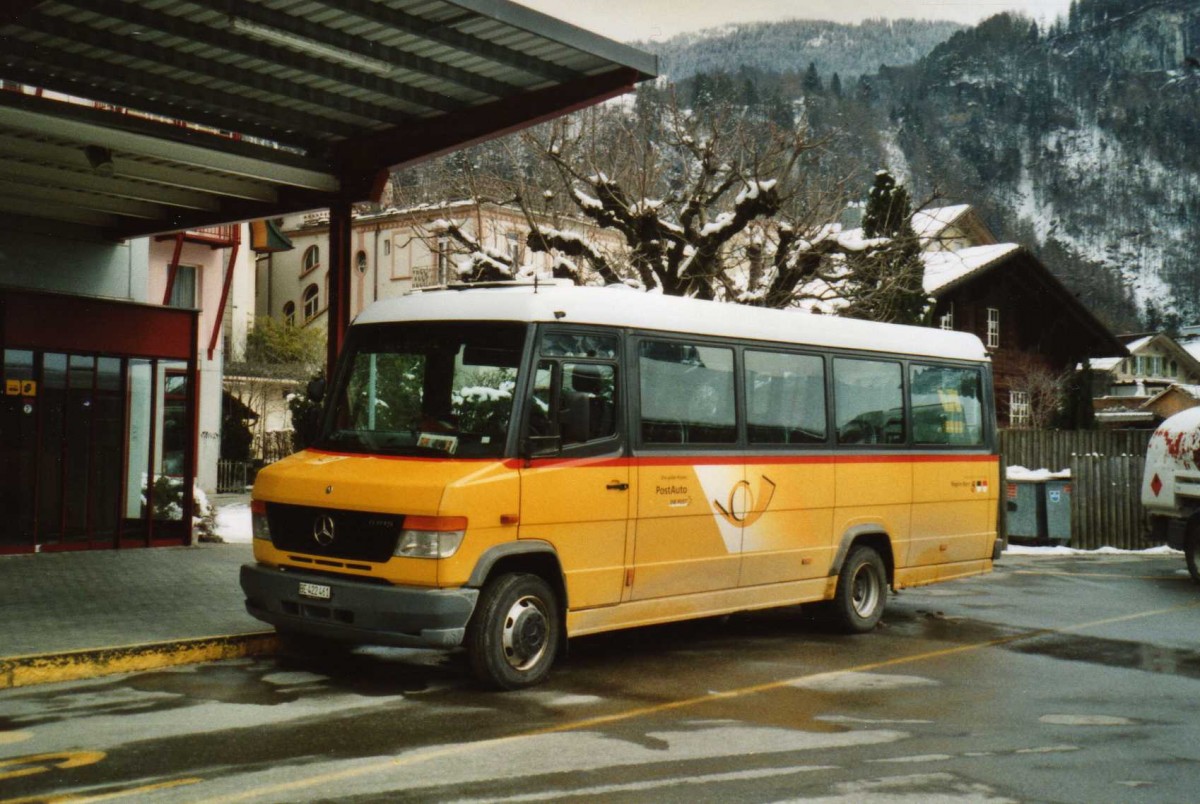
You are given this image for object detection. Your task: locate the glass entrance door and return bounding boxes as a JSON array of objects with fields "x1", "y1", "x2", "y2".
[
  {"x1": 0, "y1": 350, "x2": 37, "y2": 550},
  {"x1": 32, "y1": 352, "x2": 125, "y2": 550},
  {"x1": 0, "y1": 350, "x2": 192, "y2": 552}
]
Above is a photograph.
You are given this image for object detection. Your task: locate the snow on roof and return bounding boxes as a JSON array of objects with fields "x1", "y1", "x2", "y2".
[
  {"x1": 1123, "y1": 334, "x2": 1154, "y2": 352},
  {"x1": 1182, "y1": 342, "x2": 1200, "y2": 363},
  {"x1": 923, "y1": 244, "x2": 1021, "y2": 294},
  {"x1": 1086, "y1": 357, "x2": 1124, "y2": 371},
  {"x1": 354, "y1": 284, "x2": 989, "y2": 362},
  {"x1": 911, "y1": 205, "x2": 971, "y2": 240}
]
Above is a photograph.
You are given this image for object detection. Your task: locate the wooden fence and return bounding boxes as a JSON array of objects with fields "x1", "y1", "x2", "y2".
[{"x1": 999, "y1": 430, "x2": 1153, "y2": 550}]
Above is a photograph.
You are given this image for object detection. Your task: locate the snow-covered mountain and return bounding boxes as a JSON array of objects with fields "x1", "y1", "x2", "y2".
[
  {"x1": 669, "y1": 0, "x2": 1200, "y2": 331},
  {"x1": 884, "y1": 1, "x2": 1200, "y2": 331}
]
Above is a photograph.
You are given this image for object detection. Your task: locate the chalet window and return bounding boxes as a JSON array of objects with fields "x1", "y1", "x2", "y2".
[
  {"x1": 356, "y1": 250, "x2": 367, "y2": 274},
  {"x1": 302, "y1": 284, "x2": 319, "y2": 322},
  {"x1": 986, "y1": 307, "x2": 1000, "y2": 348},
  {"x1": 939, "y1": 303, "x2": 954, "y2": 331},
  {"x1": 383, "y1": 239, "x2": 391, "y2": 256},
  {"x1": 282, "y1": 301, "x2": 296, "y2": 327},
  {"x1": 1009, "y1": 390, "x2": 1030, "y2": 427},
  {"x1": 301, "y1": 245, "x2": 320, "y2": 275}
]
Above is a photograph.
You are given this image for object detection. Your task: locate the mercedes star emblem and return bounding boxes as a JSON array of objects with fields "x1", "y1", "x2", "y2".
[{"x1": 313, "y1": 514, "x2": 336, "y2": 546}]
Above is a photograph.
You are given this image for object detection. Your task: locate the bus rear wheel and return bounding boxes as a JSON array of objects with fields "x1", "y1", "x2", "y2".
[
  {"x1": 466, "y1": 573, "x2": 560, "y2": 690},
  {"x1": 830, "y1": 546, "x2": 887, "y2": 633}
]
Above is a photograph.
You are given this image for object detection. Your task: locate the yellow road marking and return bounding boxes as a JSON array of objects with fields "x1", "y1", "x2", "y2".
[
  {"x1": 0, "y1": 752, "x2": 105, "y2": 783},
  {"x1": 0, "y1": 777, "x2": 202, "y2": 804},
  {"x1": 193, "y1": 599, "x2": 1200, "y2": 804},
  {"x1": 0, "y1": 733, "x2": 31, "y2": 746}
]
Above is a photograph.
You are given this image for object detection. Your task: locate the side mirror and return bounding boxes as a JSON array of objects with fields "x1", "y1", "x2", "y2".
[
  {"x1": 522, "y1": 434, "x2": 562, "y2": 459},
  {"x1": 307, "y1": 377, "x2": 326, "y2": 403}
]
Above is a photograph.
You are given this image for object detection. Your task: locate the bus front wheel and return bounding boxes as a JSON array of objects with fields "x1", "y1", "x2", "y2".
[
  {"x1": 466, "y1": 573, "x2": 561, "y2": 690},
  {"x1": 830, "y1": 546, "x2": 887, "y2": 633}
]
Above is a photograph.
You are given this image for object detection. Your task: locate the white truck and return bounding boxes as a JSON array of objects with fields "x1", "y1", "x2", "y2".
[{"x1": 1141, "y1": 406, "x2": 1200, "y2": 583}]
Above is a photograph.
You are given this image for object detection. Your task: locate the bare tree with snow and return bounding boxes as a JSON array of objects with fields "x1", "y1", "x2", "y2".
[{"x1": 393, "y1": 87, "x2": 939, "y2": 324}]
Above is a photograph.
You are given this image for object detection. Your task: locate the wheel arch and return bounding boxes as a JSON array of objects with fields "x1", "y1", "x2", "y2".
[
  {"x1": 467, "y1": 540, "x2": 568, "y2": 612},
  {"x1": 830, "y1": 525, "x2": 896, "y2": 586}
]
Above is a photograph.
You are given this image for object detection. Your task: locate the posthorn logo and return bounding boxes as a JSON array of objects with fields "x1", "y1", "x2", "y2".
[{"x1": 313, "y1": 514, "x2": 336, "y2": 546}]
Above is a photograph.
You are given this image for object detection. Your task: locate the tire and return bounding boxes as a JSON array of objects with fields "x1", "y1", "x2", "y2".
[
  {"x1": 1186, "y1": 527, "x2": 1200, "y2": 585},
  {"x1": 829, "y1": 546, "x2": 888, "y2": 633},
  {"x1": 466, "y1": 573, "x2": 561, "y2": 690}
]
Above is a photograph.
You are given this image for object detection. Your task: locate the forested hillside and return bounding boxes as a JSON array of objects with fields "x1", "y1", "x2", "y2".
[
  {"x1": 890, "y1": 0, "x2": 1200, "y2": 331},
  {"x1": 667, "y1": 0, "x2": 1200, "y2": 331},
  {"x1": 635, "y1": 18, "x2": 963, "y2": 82}
]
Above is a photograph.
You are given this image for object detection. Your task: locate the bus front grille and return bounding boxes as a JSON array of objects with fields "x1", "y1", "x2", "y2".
[{"x1": 267, "y1": 504, "x2": 400, "y2": 563}]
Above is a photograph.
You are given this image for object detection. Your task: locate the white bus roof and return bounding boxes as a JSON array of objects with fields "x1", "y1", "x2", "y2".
[{"x1": 354, "y1": 284, "x2": 989, "y2": 362}]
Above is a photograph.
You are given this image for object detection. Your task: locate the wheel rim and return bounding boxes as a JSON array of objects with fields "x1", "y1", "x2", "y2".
[
  {"x1": 850, "y1": 563, "x2": 881, "y2": 618},
  {"x1": 501, "y1": 594, "x2": 550, "y2": 671}
]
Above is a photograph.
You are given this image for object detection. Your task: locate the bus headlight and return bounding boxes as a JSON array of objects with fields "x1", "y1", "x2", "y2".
[
  {"x1": 251, "y1": 499, "x2": 271, "y2": 541},
  {"x1": 395, "y1": 516, "x2": 468, "y2": 559}
]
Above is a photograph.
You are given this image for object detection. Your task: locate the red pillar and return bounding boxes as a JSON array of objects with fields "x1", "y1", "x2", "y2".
[{"x1": 326, "y1": 202, "x2": 353, "y2": 379}]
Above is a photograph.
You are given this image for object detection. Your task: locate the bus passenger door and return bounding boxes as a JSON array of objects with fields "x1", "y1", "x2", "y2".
[
  {"x1": 519, "y1": 353, "x2": 630, "y2": 610},
  {"x1": 740, "y1": 349, "x2": 836, "y2": 585},
  {"x1": 630, "y1": 339, "x2": 742, "y2": 600}
]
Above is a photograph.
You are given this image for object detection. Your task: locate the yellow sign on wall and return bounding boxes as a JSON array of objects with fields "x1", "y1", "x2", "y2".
[
  {"x1": 4, "y1": 379, "x2": 18, "y2": 396},
  {"x1": 21, "y1": 380, "x2": 36, "y2": 397}
]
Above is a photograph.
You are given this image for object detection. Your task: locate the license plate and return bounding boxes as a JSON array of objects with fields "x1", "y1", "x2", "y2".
[{"x1": 298, "y1": 582, "x2": 331, "y2": 600}]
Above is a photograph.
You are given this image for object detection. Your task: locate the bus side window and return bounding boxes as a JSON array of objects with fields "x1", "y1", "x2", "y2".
[
  {"x1": 911, "y1": 364, "x2": 984, "y2": 446},
  {"x1": 639, "y1": 340, "x2": 736, "y2": 445},
  {"x1": 746, "y1": 350, "x2": 826, "y2": 445},
  {"x1": 561, "y1": 363, "x2": 616, "y2": 445},
  {"x1": 834, "y1": 357, "x2": 905, "y2": 446},
  {"x1": 529, "y1": 360, "x2": 617, "y2": 447}
]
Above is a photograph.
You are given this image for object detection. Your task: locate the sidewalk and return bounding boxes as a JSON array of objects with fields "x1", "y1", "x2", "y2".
[{"x1": 0, "y1": 496, "x2": 277, "y2": 689}]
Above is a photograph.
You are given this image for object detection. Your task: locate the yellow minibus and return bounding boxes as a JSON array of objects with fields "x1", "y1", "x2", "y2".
[{"x1": 241, "y1": 283, "x2": 999, "y2": 688}]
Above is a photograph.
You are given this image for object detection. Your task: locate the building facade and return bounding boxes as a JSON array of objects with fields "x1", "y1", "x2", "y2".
[
  {"x1": 256, "y1": 201, "x2": 620, "y2": 332},
  {"x1": 0, "y1": 224, "x2": 255, "y2": 553}
]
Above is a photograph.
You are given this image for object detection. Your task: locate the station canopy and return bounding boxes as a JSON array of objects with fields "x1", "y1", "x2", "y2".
[{"x1": 0, "y1": 0, "x2": 657, "y2": 240}]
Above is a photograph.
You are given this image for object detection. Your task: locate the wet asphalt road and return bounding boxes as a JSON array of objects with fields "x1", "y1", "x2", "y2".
[{"x1": 3, "y1": 553, "x2": 1200, "y2": 803}]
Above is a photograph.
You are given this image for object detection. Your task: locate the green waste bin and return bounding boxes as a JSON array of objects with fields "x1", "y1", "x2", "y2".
[
  {"x1": 1005, "y1": 478, "x2": 1047, "y2": 542},
  {"x1": 1044, "y1": 479, "x2": 1072, "y2": 545}
]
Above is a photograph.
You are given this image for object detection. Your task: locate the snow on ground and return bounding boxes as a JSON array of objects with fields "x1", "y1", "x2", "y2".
[
  {"x1": 216, "y1": 503, "x2": 252, "y2": 544},
  {"x1": 1004, "y1": 543, "x2": 1180, "y2": 557}
]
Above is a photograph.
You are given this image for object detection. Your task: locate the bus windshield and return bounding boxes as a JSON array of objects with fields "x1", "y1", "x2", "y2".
[{"x1": 317, "y1": 321, "x2": 527, "y2": 459}]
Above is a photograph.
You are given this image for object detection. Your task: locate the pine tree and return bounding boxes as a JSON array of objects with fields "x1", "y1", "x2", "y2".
[
  {"x1": 830, "y1": 72, "x2": 843, "y2": 99},
  {"x1": 803, "y1": 62, "x2": 823, "y2": 94},
  {"x1": 862, "y1": 170, "x2": 912, "y2": 238}
]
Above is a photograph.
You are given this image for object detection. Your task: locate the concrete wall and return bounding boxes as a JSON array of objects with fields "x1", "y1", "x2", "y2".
[
  {"x1": 0, "y1": 230, "x2": 148, "y2": 301},
  {"x1": 145, "y1": 227, "x2": 254, "y2": 493}
]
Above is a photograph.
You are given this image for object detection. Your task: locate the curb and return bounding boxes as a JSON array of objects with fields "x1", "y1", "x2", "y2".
[{"x1": 0, "y1": 632, "x2": 280, "y2": 690}]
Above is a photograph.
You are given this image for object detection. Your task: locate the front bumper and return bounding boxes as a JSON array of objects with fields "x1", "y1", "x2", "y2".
[{"x1": 240, "y1": 563, "x2": 479, "y2": 649}]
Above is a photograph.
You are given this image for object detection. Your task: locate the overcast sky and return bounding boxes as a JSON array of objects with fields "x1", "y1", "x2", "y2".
[{"x1": 517, "y1": 1, "x2": 1073, "y2": 42}]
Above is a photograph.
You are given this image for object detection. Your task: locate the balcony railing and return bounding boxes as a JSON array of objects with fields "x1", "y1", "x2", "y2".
[
  {"x1": 185, "y1": 225, "x2": 240, "y2": 246},
  {"x1": 156, "y1": 225, "x2": 240, "y2": 247}
]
